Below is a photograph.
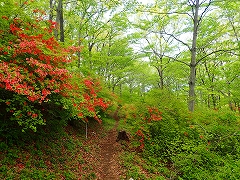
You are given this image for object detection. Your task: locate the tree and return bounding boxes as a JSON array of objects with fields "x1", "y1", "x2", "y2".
[
  {"x1": 133, "y1": 0, "x2": 239, "y2": 111},
  {"x1": 131, "y1": 13, "x2": 180, "y2": 89}
]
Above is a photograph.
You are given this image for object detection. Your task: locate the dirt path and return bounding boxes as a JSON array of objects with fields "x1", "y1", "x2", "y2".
[{"x1": 95, "y1": 107, "x2": 125, "y2": 180}]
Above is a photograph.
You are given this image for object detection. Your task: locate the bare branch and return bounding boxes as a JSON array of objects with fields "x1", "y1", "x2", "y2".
[
  {"x1": 144, "y1": 35, "x2": 184, "y2": 64},
  {"x1": 188, "y1": 0, "x2": 195, "y2": 5}
]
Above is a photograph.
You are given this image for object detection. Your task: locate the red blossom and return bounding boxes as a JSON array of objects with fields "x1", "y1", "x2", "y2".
[
  {"x1": 0, "y1": 16, "x2": 110, "y2": 127},
  {"x1": 54, "y1": 89, "x2": 60, "y2": 93},
  {"x1": 16, "y1": 163, "x2": 25, "y2": 171},
  {"x1": 83, "y1": 93, "x2": 91, "y2": 101},
  {"x1": 88, "y1": 106, "x2": 95, "y2": 112},
  {"x1": 10, "y1": 23, "x2": 21, "y2": 34},
  {"x1": 32, "y1": 113, "x2": 38, "y2": 118},
  {"x1": 5, "y1": 101, "x2": 11, "y2": 105},
  {"x1": 2, "y1": 16, "x2": 8, "y2": 20},
  {"x1": 84, "y1": 79, "x2": 94, "y2": 88},
  {"x1": 78, "y1": 113, "x2": 83, "y2": 117}
]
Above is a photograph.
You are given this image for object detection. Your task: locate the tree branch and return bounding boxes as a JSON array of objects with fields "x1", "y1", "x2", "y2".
[
  {"x1": 137, "y1": 9, "x2": 193, "y2": 20},
  {"x1": 196, "y1": 49, "x2": 239, "y2": 65},
  {"x1": 153, "y1": 30, "x2": 191, "y2": 50},
  {"x1": 198, "y1": 0, "x2": 214, "y2": 25}
]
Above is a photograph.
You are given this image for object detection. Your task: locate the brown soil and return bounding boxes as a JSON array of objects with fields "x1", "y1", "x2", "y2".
[
  {"x1": 82, "y1": 108, "x2": 126, "y2": 180},
  {"x1": 97, "y1": 121, "x2": 124, "y2": 179}
]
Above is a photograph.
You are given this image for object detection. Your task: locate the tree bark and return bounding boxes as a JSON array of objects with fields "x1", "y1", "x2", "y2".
[
  {"x1": 188, "y1": 0, "x2": 199, "y2": 112},
  {"x1": 54, "y1": 0, "x2": 64, "y2": 42},
  {"x1": 49, "y1": 0, "x2": 53, "y2": 21},
  {"x1": 157, "y1": 66, "x2": 164, "y2": 89},
  {"x1": 58, "y1": 0, "x2": 64, "y2": 42}
]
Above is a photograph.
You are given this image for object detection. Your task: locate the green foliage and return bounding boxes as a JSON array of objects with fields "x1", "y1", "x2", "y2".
[
  {"x1": 118, "y1": 89, "x2": 240, "y2": 179},
  {"x1": 1, "y1": 0, "x2": 240, "y2": 179},
  {"x1": 121, "y1": 152, "x2": 147, "y2": 179},
  {"x1": 0, "y1": 1, "x2": 112, "y2": 133},
  {"x1": 0, "y1": 122, "x2": 96, "y2": 180},
  {"x1": 144, "y1": 103, "x2": 240, "y2": 179},
  {"x1": 0, "y1": 2, "x2": 80, "y2": 131}
]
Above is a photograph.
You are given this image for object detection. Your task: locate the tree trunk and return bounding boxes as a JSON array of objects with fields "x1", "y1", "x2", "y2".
[
  {"x1": 49, "y1": 0, "x2": 53, "y2": 21},
  {"x1": 188, "y1": 0, "x2": 199, "y2": 112},
  {"x1": 77, "y1": 30, "x2": 81, "y2": 68},
  {"x1": 157, "y1": 66, "x2": 164, "y2": 89},
  {"x1": 54, "y1": 0, "x2": 64, "y2": 42},
  {"x1": 58, "y1": 0, "x2": 64, "y2": 42}
]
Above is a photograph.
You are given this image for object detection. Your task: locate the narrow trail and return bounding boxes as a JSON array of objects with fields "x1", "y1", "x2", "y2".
[{"x1": 97, "y1": 107, "x2": 124, "y2": 180}]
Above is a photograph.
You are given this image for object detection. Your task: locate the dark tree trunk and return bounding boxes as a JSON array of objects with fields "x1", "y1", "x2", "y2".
[
  {"x1": 49, "y1": 0, "x2": 53, "y2": 21},
  {"x1": 58, "y1": 0, "x2": 64, "y2": 42}
]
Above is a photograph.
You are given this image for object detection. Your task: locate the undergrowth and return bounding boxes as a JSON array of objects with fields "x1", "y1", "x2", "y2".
[
  {"x1": 118, "y1": 89, "x2": 240, "y2": 180},
  {"x1": 0, "y1": 118, "x2": 113, "y2": 180}
]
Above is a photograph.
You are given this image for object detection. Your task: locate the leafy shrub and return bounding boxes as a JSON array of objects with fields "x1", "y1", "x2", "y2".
[
  {"x1": 0, "y1": 3, "x2": 112, "y2": 134},
  {"x1": 144, "y1": 102, "x2": 240, "y2": 179}
]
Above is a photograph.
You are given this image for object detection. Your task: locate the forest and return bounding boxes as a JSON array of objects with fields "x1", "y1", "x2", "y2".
[{"x1": 0, "y1": 0, "x2": 239, "y2": 179}]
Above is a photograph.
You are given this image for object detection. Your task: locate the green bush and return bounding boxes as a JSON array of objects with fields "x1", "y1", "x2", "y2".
[{"x1": 141, "y1": 92, "x2": 240, "y2": 179}]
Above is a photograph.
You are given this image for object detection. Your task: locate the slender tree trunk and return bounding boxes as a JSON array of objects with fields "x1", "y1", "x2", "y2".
[
  {"x1": 54, "y1": 0, "x2": 64, "y2": 42},
  {"x1": 228, "y1": 91, "x2": 234, "y2": 111},
  {"x1": 88, "y1": 43, "x2": 94, "y2": 70},
  {"x1": 54, "y1": 0, "x2": 59, "y2": 40},
  {"x1": 157, "y1": 66, "x2": 164, "y2": 89},
  {"x1": 207, "y1": 95, "x2": 210, "y2": 108},
  {"x1": 119, "y1": 84, "x2": 122, "y2": 96},
  {"x1": 211, "y1": 93, "x2": 216, "y2": 109},
  {"x1": 77, "y1": 30, "x2": 81, "y2": 68},
  {"x1": 58, "y1": 0, "x2": 64, "y2": 42},
  {"x1": 49, "y1": 0, "x2": 53, "y2": 21},
  {"x1": 188, "y1": 0, "x2": 199, "y2": 112}
]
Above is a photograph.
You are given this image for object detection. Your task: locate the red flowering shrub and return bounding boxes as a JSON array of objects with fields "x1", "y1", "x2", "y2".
[
  {"x1": 0, "y1": 6, "x2": 111, "y2": 132},
  {"x1": 69, "y1": 76, "x2": 111, "y2": 123},
  {"x1": 120, "y1": 103, "x2": 162, "y2": 150},
  {"x1": 0, "y1": 17, "x2": 75, "y2": 102},
  {"x1": 0, "y1": 15, "x2": 81, "y2": 131}
]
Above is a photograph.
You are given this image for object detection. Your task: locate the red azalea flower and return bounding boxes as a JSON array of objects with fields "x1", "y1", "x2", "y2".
[{"x1": 5, "y1": 101, "x2": 11, "y2": 105}]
